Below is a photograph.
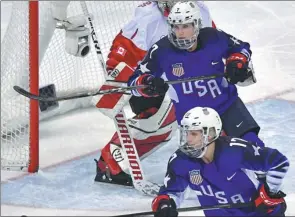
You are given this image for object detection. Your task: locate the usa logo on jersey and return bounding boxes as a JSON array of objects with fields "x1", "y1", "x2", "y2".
[
  {"x1": 172, "y1": 63, "x2": 184, "y2": 77},
  {"x1": 189, "y1": 170, "x2": 203, "y2": 185}
]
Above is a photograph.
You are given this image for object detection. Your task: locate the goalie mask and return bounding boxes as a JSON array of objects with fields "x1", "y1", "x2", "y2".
[
  {"x1": 157, "y1": 1, "x2": 178, "y2": 17},
  {"x1": 179, "y1": 107, "x2": 222, "y2": 158},
  {"x1": 167, "y1": 1, "x2": 202, "y2": 50}
]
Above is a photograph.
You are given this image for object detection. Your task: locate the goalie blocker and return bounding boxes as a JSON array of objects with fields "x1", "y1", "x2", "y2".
[{"x1": 93, "y1": 62, "x2": 177, "y2": 186}]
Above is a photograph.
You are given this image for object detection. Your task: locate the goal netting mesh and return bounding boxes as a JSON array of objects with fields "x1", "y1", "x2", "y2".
[{"x1": 1, "y1": 1, "x2": 144, "y2": 171}]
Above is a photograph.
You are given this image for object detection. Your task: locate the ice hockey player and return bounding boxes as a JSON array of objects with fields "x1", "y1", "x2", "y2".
[
  {"x1": 152, "y1": 106, "x2": 288, "y2": 217},
  {"x1": 128, "y1": 1, "x2": 263, "y2": 151},
  {"x1": 94, "y1": 1, "x2": 216, "y2": 186}
]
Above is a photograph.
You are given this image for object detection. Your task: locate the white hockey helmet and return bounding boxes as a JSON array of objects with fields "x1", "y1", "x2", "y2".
[
  {"x1": 167, "y1": 1, "x2": 202, "y2": 49},
  {"x1": 179, "y1": 107, "x2": 222, "y2": 158},
  {"x1": 157, "y1": 1, "x2": 178, "y2": 17}
]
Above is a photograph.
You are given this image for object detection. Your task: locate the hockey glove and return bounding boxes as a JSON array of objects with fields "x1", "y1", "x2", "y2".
[
  {"x1": 254, "y1": 184, "x2": 287, "y2": 216},
  {"x1": 225, "y1": 53, "x2": 250, "y2": 84},
  {"x1": 152, "y1": 195, "x2": 178, "y2": 217},
  {"x1": 136, "y1": 74, "x2": 169, "y2": 97}
]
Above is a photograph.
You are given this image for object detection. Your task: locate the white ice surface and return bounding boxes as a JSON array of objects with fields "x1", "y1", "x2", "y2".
[{"x1": 1, "y1": 1, "x2": 295, "y2": 216}]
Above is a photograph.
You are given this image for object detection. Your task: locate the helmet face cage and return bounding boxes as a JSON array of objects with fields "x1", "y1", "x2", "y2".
[
  {"x1": 168, "y1": 20, "x2": 201, "y2": 50},
  {"x1": 179, "y1": 126, "x2": 217, "y2": 158},
  {"x1": 167, "y1": 1, "x2": 203, "y2": 50}
]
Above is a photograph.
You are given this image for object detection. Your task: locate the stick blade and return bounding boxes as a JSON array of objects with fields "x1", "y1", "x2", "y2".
[
  {"x1": 13, "y1": 85, "x2": 40, "y2": 100},
  {"x1": 13, "y1": 85, "x2": 57, "y2": 102}
]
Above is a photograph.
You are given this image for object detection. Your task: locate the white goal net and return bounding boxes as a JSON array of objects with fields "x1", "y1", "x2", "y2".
[{"x1": 1, "y1": 1, "x2": 144, "y2": 172}]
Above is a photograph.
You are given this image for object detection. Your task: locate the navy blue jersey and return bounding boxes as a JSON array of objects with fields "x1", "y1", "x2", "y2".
[
  {"x1": 128, "y1": 27, "x2": 252, "y2": 123},
  {"x1": 158, "y1": 136, "x2": 289, "y2": 216}
]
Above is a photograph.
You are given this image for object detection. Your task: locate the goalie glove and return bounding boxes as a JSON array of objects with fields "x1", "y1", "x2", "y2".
[
  {"x1": 133, "y1": 74, "x2": 169, "y2": 97},
  {"x1": 152, "y1": 195, "x2": 178, "y2": 217},
  {"x1": 254, "y1": 184, "x2": 287, "y2": 216},
  {"x1": 225, "y1": 53, "x2": 253, "y2": 84}
]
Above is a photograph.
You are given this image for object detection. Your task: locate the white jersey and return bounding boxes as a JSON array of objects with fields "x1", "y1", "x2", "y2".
[{"x1": 121, "y1": 1, "x2": 215, "y2": 52}]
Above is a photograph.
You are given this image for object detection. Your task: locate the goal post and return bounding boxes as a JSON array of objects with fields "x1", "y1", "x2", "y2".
[
  {"x1": 1, "y1": 1, "x2": 144, "y2": 172},
  {"x1": 1, "y1": 1, "x2": 39, "y2": 172},
  {"x1": 28, "y1": 0, "x2": 39, "y2": 173}
]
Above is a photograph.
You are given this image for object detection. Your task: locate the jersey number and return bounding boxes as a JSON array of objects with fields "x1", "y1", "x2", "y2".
[
  {"x1": 229, "y1": 138, "x2": 247, "y2": 148},
  {"x1": 229, "y1": 137, "x2": 261, "y2": 156},
  {"x1": 168, "y1": 153, "x2": 177, "y2": 164},
  {"x1": 150, "y1": 44, "x2": 158, "y2": 59}
]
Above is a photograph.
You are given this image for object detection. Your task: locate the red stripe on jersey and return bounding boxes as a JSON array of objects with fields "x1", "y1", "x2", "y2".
[
  {"x1": 131, "y1": 28, "x2": 139, "y2": 40},
  {"x1": 212, "y1": 20, "x2": 216, "y2": 28}
]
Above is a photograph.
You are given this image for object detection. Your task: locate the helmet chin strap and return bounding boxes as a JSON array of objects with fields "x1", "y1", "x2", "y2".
[
  {"x1": 196, "y1": 138, "x2": 216, "y2": 158},
  {"x1": 187, "y1": 40, "x2": 198, "y2": 51},
  {"x1": 197, "y1": 146, "x2": 207, "y2": 158}
]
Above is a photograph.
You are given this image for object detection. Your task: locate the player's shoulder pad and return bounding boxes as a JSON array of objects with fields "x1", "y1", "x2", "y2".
[
  {"x1": 157, "y1": 36, "x2": 179, "y2": 53},
  {"x1": 216, "y1": 136, "x2": 247, "y2": 166},
  {"x1": 166, "y1": 150, "x2": 188, "y2": 176},
  {"x1": 147, "y1": 36, "x2": 172, "y2": 57},
  {"x1": 198, "y1": 27, "x2": 220, "y2": 45},
  {"x1": 155, "y1": 36, "x2": 171, "y2": 47},
  {"x1": 217, "y1": 136, "x2": 232, "y2": 144},
  {"x1": 167, "y1": 149, "x2": 198, "y2": 173},
  {"x1": 218, "y1": 136, "x2": 254, "y2": 155},
  {"x1": 167, "y1": 150, "x2": 187, "y2": 166}
]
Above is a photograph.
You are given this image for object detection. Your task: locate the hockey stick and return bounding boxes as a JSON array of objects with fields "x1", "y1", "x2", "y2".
[
  {"x1": 80, "y1": 1, "x2": 160, "y2": 196},
  {"x1": 13, "y1": 73, "x2": 224, "y2": 102},
  {"x1": 114, "y1": 202, "x2": 254, "y2": 217}
]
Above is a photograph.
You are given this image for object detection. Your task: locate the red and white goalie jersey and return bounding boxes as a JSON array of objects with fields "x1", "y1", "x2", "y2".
[{"x1": 94, "y1": 1, "x2": 216, "y2": 181}]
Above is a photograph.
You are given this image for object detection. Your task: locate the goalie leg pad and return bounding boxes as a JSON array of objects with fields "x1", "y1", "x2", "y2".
[
  {"x1": 100, "y1": 129, "x2": 174, "y2": 176},
  {"x1": 100, "y1": 141, "x2": 123, "y2": 175},
  {"x1": 109, "y1": 143, "x2": 130, "y2": 175},
  {"x1": 99, "y1": 100, "x2": 177, "y2": 175}
]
